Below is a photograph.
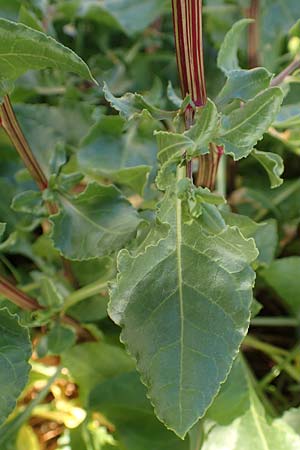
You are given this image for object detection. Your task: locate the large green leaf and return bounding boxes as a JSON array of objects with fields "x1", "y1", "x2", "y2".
[
  {"x1": 89, "y1": 372, "x2": 189, "y2": 450},
  {"x1": 0, "y1": 19, "x2": 94, "y2": 94},
  {"x1": 51, "y1": 182, "x2": 141, "y2": 260},
  {"x1": 77, "y1": 116, "x2": 154, "y2": 195},
  {"x1": 261, "y1": 257, "x2": 300, "y2": 315},
  {"x1": 109, "y1": 176, "x2": 257, "y2": 437},
  {"x1": 217, "y1": 88, "x2": 283, "y2": 160},
  {"x1": 0, "y1": 308, "x2": 32, "y2": 427}
]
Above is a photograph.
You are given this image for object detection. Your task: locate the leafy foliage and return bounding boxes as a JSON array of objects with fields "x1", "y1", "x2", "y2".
[{"x1": 0, "y1": 0, "x2": 299, "y2": 448}]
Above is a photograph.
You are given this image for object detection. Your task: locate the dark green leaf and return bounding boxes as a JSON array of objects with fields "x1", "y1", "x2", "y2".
[
  {"x1": 109, "y1": 178, "x2": 257, "y2": 437},
  {"x1": 77, "y1": 116, "x2": 153, "y2": 195},
  {"x1": 51, "y1": 182, "x2": 141, "y2": 260},
  {"x1": 0, "y1": 308, "x2": 32, "y2": 427},
  {"x1": 261, "y1": 257, "x2": 300, "y2": 315},
  {"x1": 89, "y1": 372, "x2": 188, "y2": 450},
  {"x1": 47, "y1": 323, "x2": 76, "y2": 354}
]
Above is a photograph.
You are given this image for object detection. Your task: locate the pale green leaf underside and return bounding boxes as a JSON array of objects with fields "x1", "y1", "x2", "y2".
[
  {"x1": 51, "y1": 182, "x2": 141, "y2": 260},
  {"x1": 217, "y1": 88, "x2": 283, "y2": 160},
  {"x1": 0, "y1": 18, "x2": 95, "y2": 94},
  {"x1": 109, "y1": 186, "x2": 257, "y2": 437},
  {"x1": 0, "y1": 308, "x2": 32, "y2": 427},
  {"x1": 252, "y1": 149, "x2": 284, "y2": 188}
]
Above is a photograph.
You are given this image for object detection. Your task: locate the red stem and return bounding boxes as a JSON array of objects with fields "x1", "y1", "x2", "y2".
[
  {"x1": 248, "y1": 0, "x2": 260, "y2": 68},
  {"x1": 0, "y1": 95, "x2": 48, "y2": 191},
  {"x1": 0, "y1": 274, "x2": 96, "y2": 342}
]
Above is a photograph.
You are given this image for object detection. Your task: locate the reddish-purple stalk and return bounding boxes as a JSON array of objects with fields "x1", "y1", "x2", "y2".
[
  {"x1": 0, "y1": 274, "x2": 95, "y2": 342},
  {"x1": 248, "y1": 0, "x2": 260, "y2": 68},
  {"x1": 171, "y1": 0, "x2": 222, "y2": 189},
  {"x1": 0, "y1": 95, "x2": 48, "y2": 191}
]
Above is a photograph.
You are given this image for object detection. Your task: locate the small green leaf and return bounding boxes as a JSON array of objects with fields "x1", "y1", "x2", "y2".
[
  {"x1": 217, "y1": 88, "x2": 283, "y2": 160},
  {"x1": 109, "y1": 178, "x2": 257, "y2": 437},
  {"x1": 47, "y1": 323, "x2": 76, "y2": 354},
  {"x1": 156, "y1": 100, "x2": 218, "y2": 188},
  {"x1": 217, "y1": 68, "x2": 272, "y2": 106},
  {"x1": 0, "y1": 19, "x2": 95, "y2": 95},
  {"x1": 0, "y1": 308, "x2": 32, "y2": 427},
  {"x1": 261, "y1": 257, "x2": 300, "y2": 315},
  {"x1": 103, "y1": 82, "x2": 176, "y2": 121},
  {"x1": 37, "y1": 276, "x2": 64, "y2": 311},
  {"x1": 11, "y1": 191, "x2": 45, "y2": 216},
  {"x1": 89, "y1": 372, "x2": 188, "y2": 450},
  {"x1": 51, "y1": 182, "x2": 141, "y2": 260},
  {"x1": 18, "y1": 5, "x2": 44, "y2": 32},
  {"x1": 217, "y1": 19, "x2": 253, "y2": 75},
  {"x1": 252, "y1": 149, "x2": 284, "y2": 188}
]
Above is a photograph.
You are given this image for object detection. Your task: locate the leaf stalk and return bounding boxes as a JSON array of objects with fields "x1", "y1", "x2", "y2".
[
  {"x1": 0, "y1": 274, "x2": 96, "y2": 341},
  {"x1": 0, "y1": 95, "x2": 48, "y2": 191}
]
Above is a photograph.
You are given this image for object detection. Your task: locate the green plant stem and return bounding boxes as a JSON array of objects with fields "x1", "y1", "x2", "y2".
[
  {"x1": 259, "y1": 345, "x2": 300, "y2": 389},
  {"x1": 63, "y1": 279, "x2": 108, "y2": 311},
  {"x1": 0, "y1": 274, "x2": 95, "y2": 341},
  {"x1": 244, "y1": 335, "x2": 300, "y2": 382},
  {"x1": 244, "y1": 335, "x2": 289, "y2": 357},
  {"x1": 271, "y1": 57, "x2": 300, "y2": 86},
  {"x1": 189, "y1": 420, "x2": 204, "y2": 450},
  {"x1": 216, "y1": 152, "x2": 227, "y2": 197},
  {"x1": 251, "y1": 317, "x2": 299, "y2": 327},
  {"x1": 0, "y1": 365, "x2": 62, "y2": 445},
  {"x1": 0, "y1": 95, "x2": 48, "y2": 191}
]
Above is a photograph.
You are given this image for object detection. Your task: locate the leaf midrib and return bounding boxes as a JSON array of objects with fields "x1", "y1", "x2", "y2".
[{"x1": 175, "y1": 176, "x2": 184, "y2": 429}]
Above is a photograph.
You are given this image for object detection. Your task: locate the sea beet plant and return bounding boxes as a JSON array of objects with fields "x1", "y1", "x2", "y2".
[{"x1": 0, "y1": 1, "x2": 300, "y2": 449}]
